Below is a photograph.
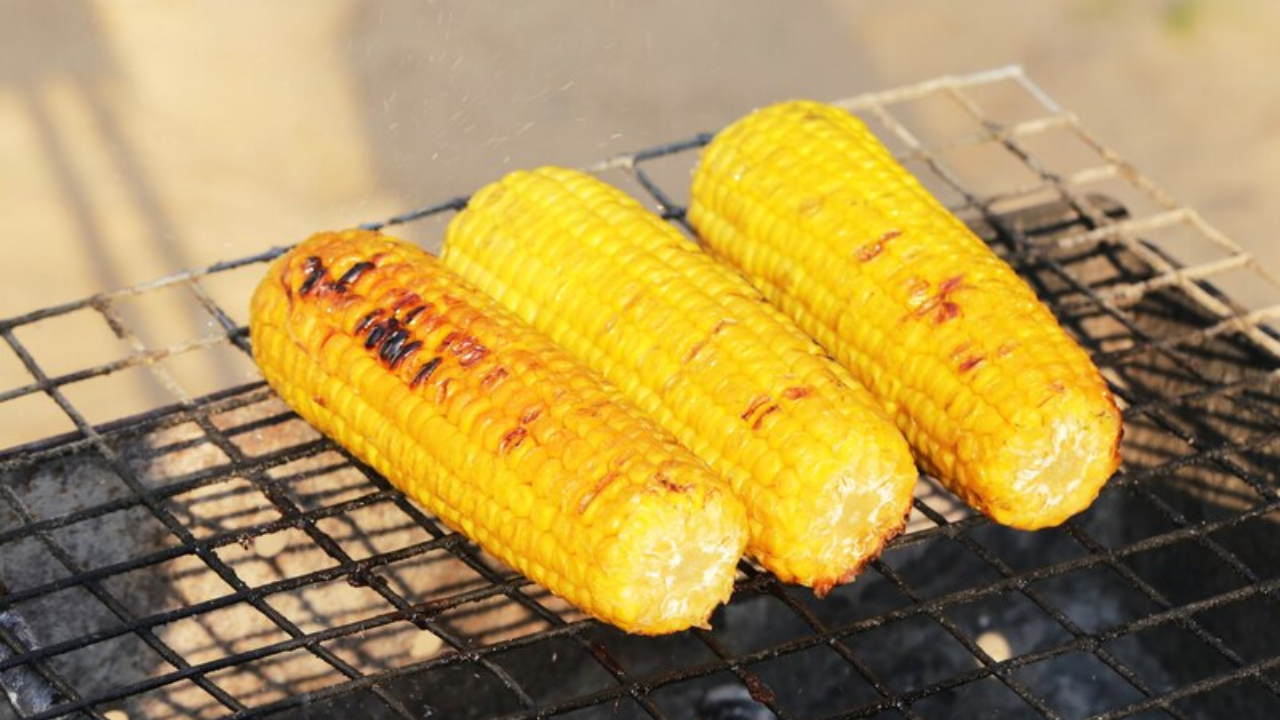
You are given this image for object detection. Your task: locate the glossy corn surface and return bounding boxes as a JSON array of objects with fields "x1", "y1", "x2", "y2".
[
  {"x1": 250, "y1": 229, "x2": 747, "y2": 634},
  {"x1": 443, "y1": 167, "x2": 917, "y2": 592},
  {"x1": 688, "y1": 101, "x2": 1122, "y2": 529}
]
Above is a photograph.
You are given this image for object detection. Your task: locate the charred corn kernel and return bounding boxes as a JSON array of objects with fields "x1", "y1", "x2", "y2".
[
  {"x1": 443, "y1": 167, "x2": 917, "y2": 593},
  {"x1": 688, "y1": 100, "x2": 1123, "y2": 530},
  {"x1": 250, "y1": 229, "x2": 747, "y2": 634}
]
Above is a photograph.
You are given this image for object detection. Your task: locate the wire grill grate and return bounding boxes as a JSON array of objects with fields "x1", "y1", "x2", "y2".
[{"x1": 3, "y1": 66, "x2": 1280, "y2": 720}]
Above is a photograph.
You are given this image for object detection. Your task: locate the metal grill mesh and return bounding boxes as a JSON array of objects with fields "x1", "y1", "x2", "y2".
[{"x1": 4, "y1": 66, "x2": 1280, "y2": 720}]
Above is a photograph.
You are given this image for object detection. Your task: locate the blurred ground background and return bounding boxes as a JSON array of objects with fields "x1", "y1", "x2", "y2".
[{"x1": 1, "y1": 0, "x2": 1278, "y2": 445}]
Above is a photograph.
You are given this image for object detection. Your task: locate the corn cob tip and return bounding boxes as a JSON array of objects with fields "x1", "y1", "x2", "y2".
[
  {"x1": 979, "y1": 390, "x2": 1123, "y2": 530},
  {"x1": 598, "y1": 483, "x2": 747, "y2": 635}
]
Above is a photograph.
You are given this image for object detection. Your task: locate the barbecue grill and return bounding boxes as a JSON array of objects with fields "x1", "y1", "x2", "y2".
[{"x1": 4, "y1": 66, "x2": 1280, "y2": 720}]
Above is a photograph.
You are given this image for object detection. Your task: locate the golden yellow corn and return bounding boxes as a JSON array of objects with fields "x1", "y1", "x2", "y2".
[
  {"x1": 443, "y1": 167, "x2": 917, "y2": 593},
  {"x1": 249, "y1": 229, "x2": 747, "y2": 634},
  {"x1": 688, "y1": 100, "x2": 1122, "y2": 530}
]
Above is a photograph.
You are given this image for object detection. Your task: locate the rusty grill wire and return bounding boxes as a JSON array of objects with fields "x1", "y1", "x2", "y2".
[{"x1": 3, "y1": 66, "x2": 1280, "y2": 720}]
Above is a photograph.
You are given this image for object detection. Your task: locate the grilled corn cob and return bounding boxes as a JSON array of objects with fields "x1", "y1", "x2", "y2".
[
  {"x1": 443, "y1": 167, "x2": 917, "y2": 593},
  {"x1": 249, "y1": 229, "x2": 747, "y2": 634},
  {"x1": 688, "y1": 100, "x2": 1122, "y2": 529}
]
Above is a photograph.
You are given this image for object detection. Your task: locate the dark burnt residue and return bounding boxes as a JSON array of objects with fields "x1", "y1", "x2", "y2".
[
  {"x1": 412, "y1": 357, "x2": 442, "y2": 388},
  {"x1": 390, "y1": 341, "x2": 422, "y2": 370},
  {"x1": 335, "y1": 261, "x2": 375, "y2": 291},
  {"x1": 299, "y1": 256, "x2": 327, "y2": 295},
  {"x1": 355, "y1": 309, "x2": 385, "y2": 335},
  {"x1": 378, "y1": 329, "x2": 410, "y2": 362}
]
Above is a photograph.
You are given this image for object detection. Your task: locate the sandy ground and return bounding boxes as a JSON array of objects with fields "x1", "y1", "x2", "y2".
[{"x1": 1, "y1": 0, "x2": 1278, "y2": 444}]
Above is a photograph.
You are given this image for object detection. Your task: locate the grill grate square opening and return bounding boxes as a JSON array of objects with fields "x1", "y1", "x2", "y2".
[
  {"x1": 747, "y1": 644, "x2": 880, "y2": 719},
  {"x1": 850, "y1": 615, "x2": 980, "y2": 694},
  {"x1": 110, "y1": 421, "x2": 234, "y2": 490},
  {"x1": 113, "y1": 283, "x2": 224, "y2": 355},
  {"x1": 115, "y1": 678, "x2": 232, "y2": 720},
  {"x1": 1207, "y1": 510, "x2": 1280, "y2": 582},
  {"x1": 9, "y1": 308, "x2": 132, "y2": 380},
  {"x1": 157, "y1": 343, "x2": 261, "y2": 403},
  {"x1": 649, "y1": 670, "x2": 753, "y2": 720},
  {"x1": 312, "y1": 500, "x2": 436, "y2": 563},
  {"x1": 44, "y1": 631, "x2": 176, "y2": 714},
  {"x1": 908, "y1": 675, "x2": 1044, "y2": 720},
  {"x1": 9, "y1": 586, "x2": 119, "y2": 647},
  {"x1": 209, "y1": 397, "x2": 322, "y2": 460},
  {"x1": 582, "y1": 623, "x2": 718, "y2": 679},
  {"x1": 967, "y1": 523, "x2": 1086, "y2": 574},
  {"x1": 263, "y1": 576, "x2": 394, "y2": 638},
  {"x1": 1032, "y1": 564, "x2": 1163, "y2": 636},
  {"x1": 0, "y1": 390, "x2": 79, "y2": 451},
  {"x1": 321, "y1": 619, "x2": 446, "y2": 675},
  {"x1": 162, "y1": 475, "x2": 281, "y2": 540},
  {"x1": 0, "y1": 536, "x2": 69, "y2": 594},
  {"x1": 1123, "y1": 539, "x2": 1248, "y2": 607},
  {"x1": 1011, "y1": 650, "x2": 1147, "y2": 720},
  {"x1": 99, "y1": 552, "x2": 237, "y2": 618},
  {"x1": 160, "y1": 603, "x2": 292, "y2": 666},
  {"x1": 878, "y1": 538, "x2": 1004, "y2": 601},
  {"x1": 377, "y1": 661, "x2": 528, "y2": 720},
  {"x1": 203, "y1": 648, "x2": 349, "y2": 711},
  {"x1": 1104, "y1": 623, "x2": 1238, "y2": 694},
  {"x1": 265, "y1": 451, "x2": 372, "y2": 513},
  {"x1": 1174, "y1": 678, "x2": 1280, "y2": 720},
  {"x1": 212, "y1": 527, "x2": 339, "y2": 588},
  {"x1": 58, "y1": 365, "x2": 179, "y2": 427},
  {"x1": 944, "y1": 590, "x2": 1075, "y2": 660},
  {"x1": 780, "y1": 571, "x2": 913, "y2": 628},
  {"x1": 705, "y1": 593, "x2": 815, "y2": 658},
  {"x1": 49, "y1": 504, "x2": 180, "y2": 570},
  {"x1": 489, "y1": 636, "x2": 619, "y2": 708}
]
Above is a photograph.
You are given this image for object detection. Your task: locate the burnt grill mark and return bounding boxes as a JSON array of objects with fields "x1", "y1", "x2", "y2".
[
  {"x1": 741, "y1": 394, "x2": 772, "y2": 422},
  {"x1": 365, "y1": 324, "x2": 388, "y2": 349},
  {"x1": 411, "y1": 357, "x2": 442, "y2": 388},
  {"x1": 997, "y1": 342, "x2": 1018, "y2": 358},
  {"x1": 335, "y1": 261, "x2": 374, "y2": 290},
  {"x1": 958, "y1": 355, "x2": 986, "y2": 373},
  {"x1": 856, "y1": 229, "x2": 901, "y2": 262},
  {"x1": 782, "y1": 386, "x2": 812, "y2": 400},
  {"x1": 520, "y1": 407, "x2": 542, "y2": 425},
  {"x1": 435, "y1": 378, "x2": 453, "y2": 404},
  {"x1": 499, "y1": 427, "x2": 527, "y2": 454},
  {"x1": 480, "y1": 367, "x2": 509, "y2": 391},
  {"x1": 379, "y1": 330, "x2": 410, "y2": 362},
  {"x1": 655, "y1": 472, "x2": 692, "y2": 493},
  {"x1": 934, "y1": 302, "x2": 961, "y2": 324},
  {"x1": 683, "y1": 339, "x2": 710, "y2": 364},
  {"x1": 401, "y1": 305, "x2": 426, "y2": 325},
  {"x1": 313, "y1": 396, "x2": 328, "y2": 409},
  {"x1": 578, "y1": 471, "x2": 621, "y2": 514},
  {"x1": 446, "y1": 335, "x2": 489, "y2": 368},
  {"x1": 355, "y1": 309, "x2": 385, "y2": 335},
  {"x1": 390, "y1": 340, "x2": 422, "y2": 370},
  {"x1": 299, "y1": 256, "x2": 326, "y2": 295},
  {"x1": 911, "y1": 274, "x2": 965, "y2": 325},
  {"x1": 392, "y1": 292, "x2": 422, "y2": 315},
  {"x1": 712, "y1": 319, "x2": 735, "y2": 335},
  {"x1": 436, "y1": 331, "x2": 462, "y2": 352},
  {"x1": 752, "y1": 404, "x2": 780, "y2": 430}
]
